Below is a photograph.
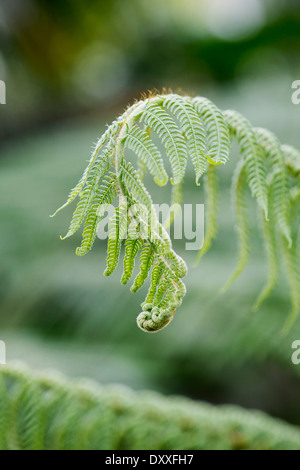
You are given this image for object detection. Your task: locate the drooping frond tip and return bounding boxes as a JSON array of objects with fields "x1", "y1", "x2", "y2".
[{"x1": 52, "y1": 93, "x2": 300, "y2": 332}]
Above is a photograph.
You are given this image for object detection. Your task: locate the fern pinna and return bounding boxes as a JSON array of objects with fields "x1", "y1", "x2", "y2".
[{"x1": 52, "y1": 93, "x2": 300, "y2": 333}]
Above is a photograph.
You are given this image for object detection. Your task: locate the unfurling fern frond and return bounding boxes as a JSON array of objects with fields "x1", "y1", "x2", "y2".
[
  {"x1": 144, "y1": 260, "x2": 166, "y2": 304},
  {"x1": 281, "y1": 235, "x2": 300, "y2": 333},
  {"x1": 52, "y1": 92, "x2": 300, "y2": 332},
  {"x1": 282, "y1": 144, "x2": 300, "y2": 177},
  {"x1": 137, "y1": 249, "x2": 187, "y2": 332}
]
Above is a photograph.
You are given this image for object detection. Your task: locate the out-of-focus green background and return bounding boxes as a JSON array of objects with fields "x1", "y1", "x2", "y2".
[{"x1": 1, "y1": 0, "x2": 300, "y2": 425}]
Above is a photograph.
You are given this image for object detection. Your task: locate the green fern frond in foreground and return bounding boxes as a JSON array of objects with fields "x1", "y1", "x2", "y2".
[
  {"x1": 1, "y1": 363, "x2": 300, "y2": 450},
  {"x1": 52, "y1": 93, "x2": 300, "y2": 332}
]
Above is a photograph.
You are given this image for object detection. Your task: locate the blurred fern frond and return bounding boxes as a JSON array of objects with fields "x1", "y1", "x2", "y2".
[{"x1": 1, "y1": 363, "x2": 300, "y2": 450}]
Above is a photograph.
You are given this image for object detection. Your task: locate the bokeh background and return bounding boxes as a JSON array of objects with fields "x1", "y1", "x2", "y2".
[{"x1": 1, "y1": 0, "x2": 300, "y2": 427}]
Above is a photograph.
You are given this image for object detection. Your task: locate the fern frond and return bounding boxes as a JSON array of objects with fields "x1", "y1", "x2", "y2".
[
  {"x1": 121, "y1": 227, "x2": 144, "y2": 285},
  {"x1": 255, "y1": 128, "x2": 292, "y2": 246},
  {"x1": 61, "y1": 147, "x2": 112, "y2": 239},
  {"x1": 282, "y1": 144, "x2": 300, "y2": 177},
  {"x1": 104, "y1": 203, "x2": 128, "y2": 277},
  {"x1": 194, "y1": 164, "x2": 219, "y2": 263},
  {"x1": 119, "y1": 161, "x2": 153, "y2": 211},
  {"x1": 137, "y1": 303, "x2": 175, "y2": 333},
  {"x1": 191, "y1": 96, "x2": 231, "y2": 165},
  {"x1": 281, "y1": 235, "x2": 300, "y2": 333},
  {"x1": 144, "y1": 260, "x2": 166, "y2": 304},
  {"x1": 76, "y1": 175, "x2": 117, "y2": 256},
  {"x1": 253, "y1": 208, "x2": 279, "y2": 311},
  {"x1": 53, "y1": 92, "x2": 300, "y2": 333},
  {"x1": 124, "y1": 124, "x2": 168, "y2": 186},
  {"x1": 222, "y1": 160, "x2": 250, "y2": 291},
  {"x1": 153, "y1": 277, "x2": 173, "y2": 307},
  {"x1": 131, "y1": 244, "x2": 156, "y2": 292},
  {"x1": 139, "y1": 278, "x2": 176, "y2": 333},
  {"x1": 137, "y1": 249, "x2": 187, "y2": 333},
  {"x1": 224, "y1": 110, "x2": 269, "y2": 219},
  {"x1": 3, "y1": 363, "x2": 300, "y2": 450},
  {"x1": 167, "y1": 249, "x2": 188, "y2": 278},
  {"x1": 141, "y1": 102, "x2": 188, "y2": 184},
  {"x1": 162, "y1": 94, "x2": 208, "y2": 184},
  {"x1": 51, "y1": 121, "x2": 120, "y2": 217}
]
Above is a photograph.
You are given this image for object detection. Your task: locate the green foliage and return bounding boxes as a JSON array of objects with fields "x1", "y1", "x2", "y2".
[
  {"x1": 121, "y1": 230, "x2": 144, "y2": 285},
  {"x1": 281, "y1": 235, "x2": 300, "y2": 333},
  {"x1": 163, "y1": 95, "x2": 207, "y2": 184},
  {"x1": 255, "y1": 128, "x2": 291, "y2": 245},
  {"x1": 223, "y1": 110, "x2": 269, "y2": 219},
  {"x1": 222, "y1": 159, "x2": 251, "y2": 291},
  {"x1": 194, "y1": 164, "x2": 219, "y2": 263},
  {"x1": 76, "y1": 174, "x2": 118, "y2": 256},
  {"x1": 1, "y1": 363, "x2": 300, "y2": 450},
  {"x1": 141, "y1": 100, "x2": 188, "y2": 185},
  {"x1": 253, "y1": 205, "x2": 279, "y2": 311},
  {"x1": 124, "y1": 124, "x2": 168, "y2": 186},
  {"x1": 53, "y1": 93, "x2": 300, "y2": 332},
  {"x1": 191, "y1": 96, "x2": 231, "y2": 166},
  {"x1": 104, "y1": 204, "x2": 128, "y2": 277}
]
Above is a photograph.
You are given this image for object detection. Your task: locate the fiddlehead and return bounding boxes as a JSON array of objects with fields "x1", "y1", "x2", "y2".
[{"x1": 52, "y1": 92, "x2": 300, "y2": 332}]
